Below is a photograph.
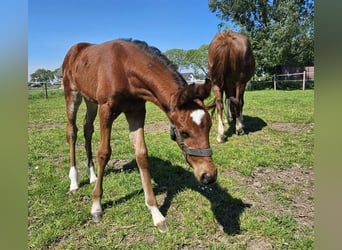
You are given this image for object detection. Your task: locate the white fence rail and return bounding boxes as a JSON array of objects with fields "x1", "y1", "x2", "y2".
[{"x1": 273, "y1": 71, "x2": 307, "y2": 90}]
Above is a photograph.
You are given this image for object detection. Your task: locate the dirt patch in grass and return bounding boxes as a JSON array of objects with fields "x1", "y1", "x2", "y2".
[
  {"x1": 28, "y1": 122, "x2": 64, "y2": 130},
  {"x1": 144, "y1": 121, "x2": 169, "y2": 133},
  {"x1": 270, "y1": 122, "x2": 313, "y2": 133},
  {"x1": 222, "y1": 164, "x2": 314, "y2": 229}
]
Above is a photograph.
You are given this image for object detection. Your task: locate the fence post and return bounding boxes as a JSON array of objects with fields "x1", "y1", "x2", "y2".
[
  {"x1": 273, "y1": 74, "x2": 277, "y2": 90},
  {"x1": 302, "y1": 71, "x2": 306, "y2": 90},
  {"x1": 44, "y1": 82, "x2": 48, "y2": 98}
]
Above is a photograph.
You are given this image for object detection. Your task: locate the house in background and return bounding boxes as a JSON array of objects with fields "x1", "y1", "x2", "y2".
[{"x1": 181, "y1": 72, "x2": 205, "y2": 84}]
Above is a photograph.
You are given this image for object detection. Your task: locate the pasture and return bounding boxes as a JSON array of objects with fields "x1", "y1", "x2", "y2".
[{"x1": 28, "y1": 88, "x2": 314, "y2": 249}]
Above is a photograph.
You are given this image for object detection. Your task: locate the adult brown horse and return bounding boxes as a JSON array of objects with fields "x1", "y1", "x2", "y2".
[
  {"x1": 208, "y1": 31, "x2": 255, "y2": 143},
  {"x1": 62, "y1": 39, "x2": 217, "y2": 232}
]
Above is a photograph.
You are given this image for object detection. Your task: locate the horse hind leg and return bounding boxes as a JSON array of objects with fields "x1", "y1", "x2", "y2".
[
  {"x1": 91, "y1": 103, "x2": 117, "y2": 222},
  {"x1": 225, "y1": 96, "x2": 233, "y2": 123},
  {"x1": 83, "y1": 100, "x2": 98, "y2": 184},
  {"x1": 229, "y1": 84, "x2": 245, "y2": 135},
  {"x1": 212, "y1": 85, "x2": 226, "y2": 143},
  {"x1": 64, "y1": 89, "x2": 82, "y2": 192}
]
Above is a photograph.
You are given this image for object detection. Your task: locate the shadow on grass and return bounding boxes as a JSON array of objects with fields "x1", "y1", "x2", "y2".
[
  {"x1": 101, "y1": 157, "x2": 250, "y2": 235},
  {"x1": 225, "y1": 115, "x2": 267, "y2": 138}
]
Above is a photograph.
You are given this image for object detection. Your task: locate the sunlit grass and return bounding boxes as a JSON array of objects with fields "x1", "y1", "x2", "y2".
[{"x1": 28, "y1": 88, "x2": 314, "y2": 249}]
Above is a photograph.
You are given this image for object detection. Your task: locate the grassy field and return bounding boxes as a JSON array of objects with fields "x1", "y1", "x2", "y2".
[{"x1": 28, "y1": 88, "x2": 314, "y2": 249}]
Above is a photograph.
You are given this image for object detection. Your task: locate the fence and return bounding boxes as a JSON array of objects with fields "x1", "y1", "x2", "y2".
[
  {"x1": 250, "y1": 70, "x2": 314, "y2": 91},
  {"x1": 273, "y1": 71, "x2": 307, "y2": 90},
  {"x1": 28, "y1": 81, "x2": 62, "y2": 98}
]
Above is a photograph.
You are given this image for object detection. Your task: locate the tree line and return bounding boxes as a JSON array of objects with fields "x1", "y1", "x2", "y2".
[
  {"x1": 30, "y1": 0, "x2": 314, "y2": 84},
  {"x1": 166, "y1": 0, "x2": 314, "y2": 79},
  {"x1": 29, "y1": 67, "x2": 62, "y2": 87}
]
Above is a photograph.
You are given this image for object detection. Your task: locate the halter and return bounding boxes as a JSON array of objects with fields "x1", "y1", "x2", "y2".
[{"x1": 170, "y1": 123, "x2": 212, "y2": 159}]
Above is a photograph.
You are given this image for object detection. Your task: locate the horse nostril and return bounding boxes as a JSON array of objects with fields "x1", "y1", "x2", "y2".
[{"x1": 200, "y1": 173, "x2": 216, "y2": 185}]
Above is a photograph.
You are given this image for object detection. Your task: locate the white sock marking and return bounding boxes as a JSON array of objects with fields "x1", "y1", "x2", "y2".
[
  {"x1": 69, "y1": 166, "x2": 79, "y2": 191},
  {"x1": 147, "y1": 205, "x2": 165, "y2": 226},
  {"x1": 190, "y1": 109, "x2": 205, "y2": 125},
  {"x1": 91, "y1": 201, "x2": 102, "y2": 214},
  {"x1": 87, "y1": 166, "x2": 97, "y2": 183}
]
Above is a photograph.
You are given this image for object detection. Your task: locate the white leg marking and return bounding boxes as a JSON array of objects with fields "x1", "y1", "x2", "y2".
[
  {"x1": 236, "y1": 118, "x2": 243, "y2": 131},
  {"x1": 190, "y1": 109, "x2": 205, "y2": 125},
  {"x1": 87, "y1": 166, "x2": 97, "y2": 183},
  {"x1": 139, "y1": 169, "x2": 166, "y2": 227},
  {"x1": 226, "y1": 99, "x2": 231, "y2": 123},
  {"x1": 217, "y1": 114, "x2": 225, "y2": 142},
  {"x1": 91, "y1": 201, "x2": 102, "y2": 214},
  {"x1": 69, "y1": 166, "x2": 79, "y2": 191},
  {"x1": 236, "y1": 112, "x2": 245, "y2": 130},
  {"x1": 147, "y1": 205, "x2": 166, "y2": 227}
]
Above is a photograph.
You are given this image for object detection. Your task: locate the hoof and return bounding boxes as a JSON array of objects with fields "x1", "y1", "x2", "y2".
[
  {"x1": 236, "y1": 129, "x2": 245, "y2": 136},
  {"x1": 90, "y1": 177, "x2": 97, "y2": 184},
  {"x1": 92, "y1": 212, "x2": 103, "y2": 223},
  {"x1": 216, "y1": 135, "x2": 226, "y2": 143},
  {"x1": 156, "y1": 221, "x2": 167, "y2": 233},
  {"x1": 66, "y1": 189, "x2": 77, "y2": 195}
]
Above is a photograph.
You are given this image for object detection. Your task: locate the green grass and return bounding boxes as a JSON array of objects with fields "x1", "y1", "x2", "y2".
[{"x1": 28, "y1": 88, "x2": 314, "y2": 249}]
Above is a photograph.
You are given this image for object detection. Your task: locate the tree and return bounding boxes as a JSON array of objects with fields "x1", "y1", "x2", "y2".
[
  {"x1": 30, "y1": 68, "x2": 55, "y2": 85},
  {"x1": 184, "y1": 45, "x2": 209, "y2": 77},
  {"x1": 209, "y1": 0, "x2": 314, "y2": 76},
  {"x1": 164, "y1": 49, "x2": 187, "y2": 71},
  {"x1": 165, "y1": 45, "x2": 209, "y2": 79}
]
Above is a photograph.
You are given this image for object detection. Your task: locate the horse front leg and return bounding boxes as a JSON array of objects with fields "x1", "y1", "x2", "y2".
[
  {"x1": 91, "y1": 104, "x2": 115, "y2": 222},
  {"x1": 125, "y1": 109, "x2": 167, "y2": 233}
]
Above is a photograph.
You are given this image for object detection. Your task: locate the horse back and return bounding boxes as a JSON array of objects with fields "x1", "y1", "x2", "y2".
[
  {"x1": 208, "y1": 31, "x2": 255, "y2": 87},
  {"x1": 62, "y1": 41, "x2": 131, "y2": 103}
]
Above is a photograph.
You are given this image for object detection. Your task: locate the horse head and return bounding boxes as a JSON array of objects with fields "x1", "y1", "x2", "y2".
[{"x1": 170, "y1": 79, "x2": 217, "y2": 185}]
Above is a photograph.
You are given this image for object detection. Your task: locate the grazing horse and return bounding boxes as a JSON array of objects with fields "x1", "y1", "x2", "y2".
[
  {"x1": 208, "y1": 31, "x2": 255, "y2": 142},
  {"x1": 62, "y1": 39, "x2": 217, "y2": 232}
]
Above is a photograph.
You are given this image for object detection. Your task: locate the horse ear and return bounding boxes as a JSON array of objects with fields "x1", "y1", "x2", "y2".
[
  {"x1": 171, "y1": 79, "x2": 212, "y2": 109},
  {"x1": 195, "y1": 78, "x2": 212, "y2": 101},
  {"x1": 171, "y1": 85, "x2": 196, "y2": 109}
]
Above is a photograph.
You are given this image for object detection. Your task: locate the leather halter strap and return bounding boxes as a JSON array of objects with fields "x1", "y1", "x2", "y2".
[{"x1": 170, "y1": 123, "x2": 212, "y2": 158}]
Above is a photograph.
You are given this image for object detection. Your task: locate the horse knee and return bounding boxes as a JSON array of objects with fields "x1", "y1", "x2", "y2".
[
  {"x1": 66, "y1": 124, "x2": 78, "y2": 143},
  {"x1": 83, "y1": 123, "x2": 94, "y2": 139},
  {"x1": 215, "y1": 98, "x2": 223, "y2": 110},
  {"x1": 97, "y1": 147, "x2": 112, "y2": 162},
  {"x1": 136, "y1": 151, "x2": 148, "y2": 169}
]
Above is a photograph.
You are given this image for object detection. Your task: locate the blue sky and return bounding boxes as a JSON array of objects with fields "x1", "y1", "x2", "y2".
[{"x1": 28, "y1": 0, "x2": 228, "y2": 77}]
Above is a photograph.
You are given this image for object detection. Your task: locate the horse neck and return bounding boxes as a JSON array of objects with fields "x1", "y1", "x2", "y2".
[{"x1": 128, "y1": 60, "x2": 182, "y2": 116}]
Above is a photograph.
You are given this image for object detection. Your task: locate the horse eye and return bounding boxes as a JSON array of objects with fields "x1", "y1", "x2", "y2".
[{"x1": 180, "y1": 131, "x2": 190, "y2": 138}]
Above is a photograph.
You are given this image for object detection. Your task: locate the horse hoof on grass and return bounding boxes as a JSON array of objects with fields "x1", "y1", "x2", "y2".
[
  {"x1": 216, "y1": 135, "x2": 226, "y2": 143},
  {"x1": 66, "y1": 189, "x2": 78, "y2": 195},
  {"x1": 89, "y1": 177, "x2": 97, "y2": 184},
  {"x1": 156, "y1": 221, "x2": 167, "y2": 233},
  {"x1": 236, "y1": 129, "x2": 245, "y2": 136},
  {"x1": 92, "y1": 212, "x2": 102, "y2": 223}
]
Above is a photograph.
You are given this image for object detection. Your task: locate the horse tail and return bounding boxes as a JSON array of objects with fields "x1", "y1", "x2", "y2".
[{"x1": 207, "y1": 31, "x2": 236, "y2": 118}]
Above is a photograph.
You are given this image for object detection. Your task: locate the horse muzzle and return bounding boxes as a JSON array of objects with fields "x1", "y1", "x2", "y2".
[
  {"x1": 200, "y1": 170, "x2": 217, "y2": 185},
  {"x1": 185, "y1": 153, "x2": 217, "y2": 185},
  {"x1": 170, "y1": 123, "x2": 217, "y2": 185}
]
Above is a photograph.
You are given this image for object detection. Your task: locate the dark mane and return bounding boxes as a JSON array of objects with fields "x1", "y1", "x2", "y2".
[{"x1": 121, "y1": 38, "x2": 187, "y2": 88}]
